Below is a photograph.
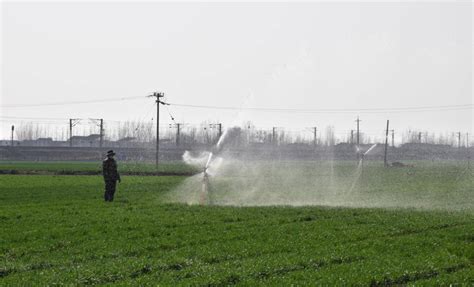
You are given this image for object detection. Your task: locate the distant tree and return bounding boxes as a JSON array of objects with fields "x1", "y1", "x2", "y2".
[
  {"x1": 16, "y1": 122, "x2": 49, "y2": 141},
  {"x1": 324, "y1": 126, "x2": 335, "y2": 146}
]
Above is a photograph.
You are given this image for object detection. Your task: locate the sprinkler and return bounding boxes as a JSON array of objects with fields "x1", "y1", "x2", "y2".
[
  {"x1": 198, "y1": 128, "x2": 229, "y2": 205},
  {"x1": 359, "y1": 143, "x2": 377, "y2": 166},
  {"x1": 348, "y1": 143, "x2": 378, "y2": 193},
  {"x1": 200, "y1": 152, "x2": 214, "y2": 205},
  {"x1": 200, "y1": 167, "x2": 209, "y2": 205},
  {"x1": 355, "y1": 143, "x2": 377, "y2": 167}
]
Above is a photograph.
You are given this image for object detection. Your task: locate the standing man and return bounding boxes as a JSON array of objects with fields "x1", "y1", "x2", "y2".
[{"x1": 103, "y1": 150, "x2": 121, "y2": 202}]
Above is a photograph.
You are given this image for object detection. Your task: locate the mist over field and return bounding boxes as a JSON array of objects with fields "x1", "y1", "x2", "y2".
[{"x1": 166, "y1": 142, "x2": 473, "y2": 211}]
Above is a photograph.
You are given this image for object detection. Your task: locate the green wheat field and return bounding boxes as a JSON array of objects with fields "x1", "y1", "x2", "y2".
[{"x1": 0, "y1": 160, "x2": 473, "y2": 285}]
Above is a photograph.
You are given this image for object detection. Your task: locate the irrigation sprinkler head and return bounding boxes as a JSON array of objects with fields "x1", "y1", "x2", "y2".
[{"x1": 203, "y1": 167, "x2": 209, "y2": 177}]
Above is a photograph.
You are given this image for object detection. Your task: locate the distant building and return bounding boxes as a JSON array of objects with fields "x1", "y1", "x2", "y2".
[
  {"x1": 69, "y1": 134, "x2": 101, "y2": 147},
  {"x1": 116, "y1": 137, "x2": 137, "y2": 148},
  {"x1": 22, "y1": 138, "x2": 54, "y2": 146},
  {"x1": 0, "y1": 140, "x2": 20, "y2": 146}
]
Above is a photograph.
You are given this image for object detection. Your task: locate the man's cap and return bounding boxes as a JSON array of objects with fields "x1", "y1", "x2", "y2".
[{"x1": 107, "y1": 150, "x2": 116, "y2": 156}]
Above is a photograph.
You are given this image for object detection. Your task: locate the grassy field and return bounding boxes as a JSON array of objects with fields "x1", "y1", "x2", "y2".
[
  {"x1": 172, "y1": 159, "x2": 473, "y2": 210},
  {"x1": 0, "y1": 161, "x2": 473, "y2": 285},
  {"x1": 0, "y1": 161, "x2": 199, "y2": 175}
]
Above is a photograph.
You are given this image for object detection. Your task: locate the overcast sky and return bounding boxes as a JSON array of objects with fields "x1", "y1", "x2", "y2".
[{"x1": 1, "y1": 1, "x2": 472, "y2": 141}]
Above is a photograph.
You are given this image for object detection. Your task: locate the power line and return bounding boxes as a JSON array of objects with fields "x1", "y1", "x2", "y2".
[
  {"x1": 1, "y1": 96, "x2": 145, "y2": 108},
  {"x1": 168, "y1": 103, "x2": 474, "y2": 113},
  {"x1": 0, "y1": 116, "x2": 131, "y2": 124},
  {"x1": 0, "y1": 116, "x2": 68, "y2": 121},
  {"x1": 164, "y1": 104, "x2": 177, "y2": 124},
  {"x1": 1, "y1": 97, "x2": 472, "y2": 113},
  {"x1": 0, "y1": 120, "x2": 67, "y2": 125}
]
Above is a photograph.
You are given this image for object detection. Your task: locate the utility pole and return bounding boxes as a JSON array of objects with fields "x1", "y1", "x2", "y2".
[
  {"x1": 148, "y1": 92, "x2": 168, "y2": 168},
  {"x1": 384, "y1": 120, "x2": 390, "y2": 167},
  {"x1": 272, "y1": 127, "x2": 277, "y2": 145},
  {"x1": 391, "y1": 130, "x2": 395, "y2": 148},
  {"x1": 467, "y1": 133, "x2": 471, "y2": 169},
  {"x1": 458, "y1": 132, "x2": 461, "y2": 148},
  {"x1": 209, "y1": 123, "x2": 223, "y2": 144},
  {"x1": 176, "y1": 123, "x2": 181, "y2": 146},
  {"x1": 90, "y1": 118, "x2": 104, "y2": 147},
  {"x1": 69, "y1": 119, "x2": 80, "y2": 147},
  {"x1": 313, "y1": 127, "x2": 317, "y2": 147},
  {"x1": 11, "y1": 125, "x2": 14, "y2": 147},
  {"x1": 247, "y1": 124, "x2": 251, "y2": 145},
  {"x1": 418, "y1": 132, "x2": 422, "y2": 143},
  {"x1": 99, "y1": 119, "x2": 104, "y2": 148},
  {"x1": 355, "y1": 116, "x2": 361, "y2": 146},
  {"x1": 217, "y1": 123, "x2": 222, "y2": 141},
  {"x1": 69, "y1": 119, "x2": 72, "y2": 147}
]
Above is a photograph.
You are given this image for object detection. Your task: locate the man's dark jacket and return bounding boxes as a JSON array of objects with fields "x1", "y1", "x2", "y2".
[{"x1": 102, "y1": 158, "x2": 121, "y2": 181}]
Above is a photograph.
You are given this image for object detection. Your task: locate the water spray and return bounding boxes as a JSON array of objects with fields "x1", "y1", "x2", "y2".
[
  {"x1": 200, "y1": 152, "x2": 214, "y2": 205},
  {"x1": 348, "y1": 143, "x2": 378, "y2": 193},
  {"x1": 200, "y1": 128, "x2": 229, "y2": 205},
  {"x1": 200, "y1": 167, "x2": 210, "y2": 205},
  {"x1": 361, "y1": 143, "x2": 377, "y2": 163}
]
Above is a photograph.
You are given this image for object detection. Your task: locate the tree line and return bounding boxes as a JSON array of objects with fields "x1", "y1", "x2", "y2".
[{"x1": 8, "y1": 121, "x2": 471, "y2": 147}]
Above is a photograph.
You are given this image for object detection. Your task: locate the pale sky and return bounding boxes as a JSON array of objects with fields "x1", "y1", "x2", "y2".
[{"x1": 1, "y1": 1, "x2": 472, "y2": 141}]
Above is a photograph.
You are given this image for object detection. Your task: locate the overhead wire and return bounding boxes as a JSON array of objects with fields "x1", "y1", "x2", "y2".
[
  {"x1": 164, "y1": 104, "x2": 178, "y2": 124},
  {"x1": 1, "y1": 96, "x2": 472, "y2": 113},
  {"x1": 1, "y1": 96, "x2": 145, "y2": 108},
  {"x1": 1, "y1": 97, "x2": 471, "y2": 139},
  {"x1": 0, "y1": 116, "x2": 68, "y2": 121},
  {"x1": 167, "y1": 103, "x2": 474, "y2": 114}
]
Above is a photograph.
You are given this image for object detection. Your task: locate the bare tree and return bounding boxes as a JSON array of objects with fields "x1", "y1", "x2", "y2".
[{"x1": 324, "y1": 126, "x2": 335, "y2": 146}]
